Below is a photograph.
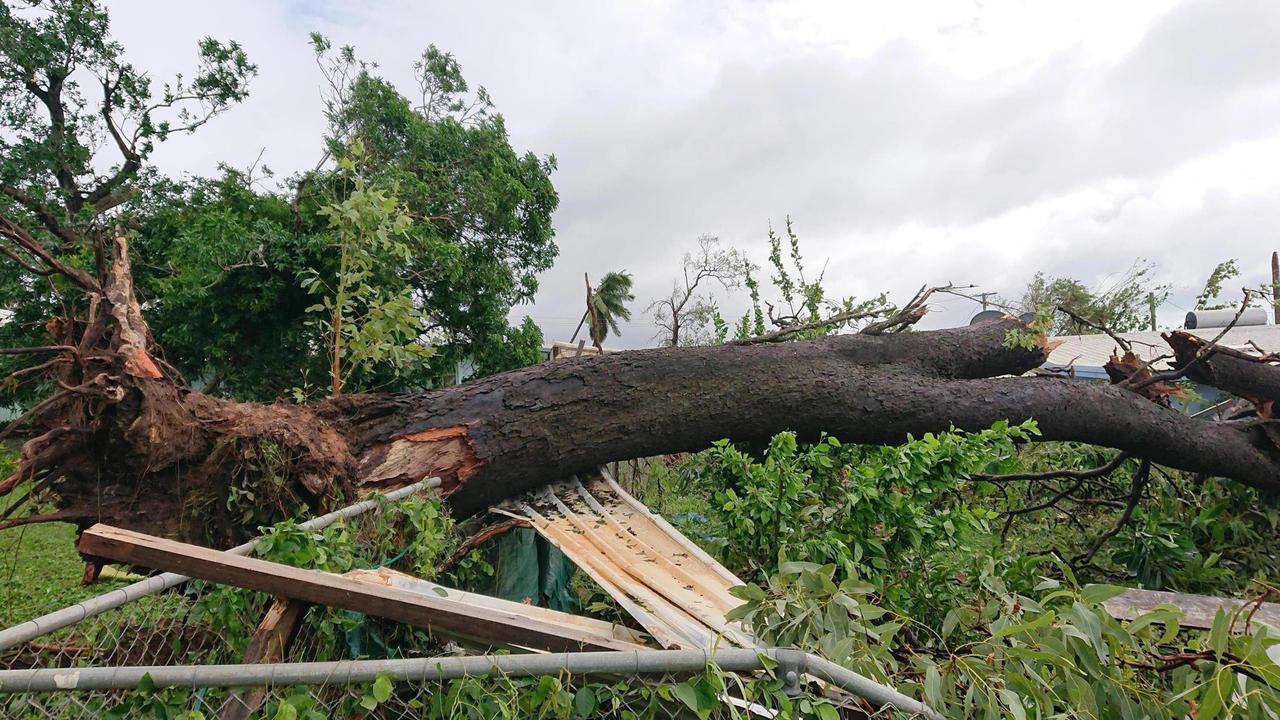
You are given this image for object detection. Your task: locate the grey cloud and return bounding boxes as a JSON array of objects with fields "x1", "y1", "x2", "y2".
[
  {"x1": 96, "y1": 0, "x2": 1280, "y2": 348},
  {"x1": 527, "y1": 0, "x2": 1280, "y2": 345}
]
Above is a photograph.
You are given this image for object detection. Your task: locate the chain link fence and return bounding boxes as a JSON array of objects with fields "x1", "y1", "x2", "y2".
[
  {"x1": 0, "y1": 571, "x2": 912, "y2": 718},
  {"x1": 0, "y1": 478, "x2": 923, "y2": 719}
]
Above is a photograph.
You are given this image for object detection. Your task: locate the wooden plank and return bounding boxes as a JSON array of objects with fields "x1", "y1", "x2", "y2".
[
  {"x1": 218, "y1": 596, "x2": 303, "y2": 720},
  {"x1": 1102, "y1": 588, "x2": 1280, "y2": 630},
  {"x1": 345, "y1": 567, "x2": 648, "y2": 648},
  {"x1": 77, "y1": 523, "x2": 646, "y2": 653}
]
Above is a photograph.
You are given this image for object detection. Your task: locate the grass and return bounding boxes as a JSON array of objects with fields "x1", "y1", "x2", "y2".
[
  {"x1": 0, "y1": 446, "x2": 127, "y2": 629},
  {"x1": 0, "y1": 517, "x2": 136, "y2": 629}
]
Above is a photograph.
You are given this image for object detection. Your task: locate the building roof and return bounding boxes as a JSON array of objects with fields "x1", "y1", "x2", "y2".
[
  {"x1": 1045, "y1": 323, "x2": 1280, "y2": 377},
  {"x1": 545, "y1": 340, "x2": 620, "y2": 358}
]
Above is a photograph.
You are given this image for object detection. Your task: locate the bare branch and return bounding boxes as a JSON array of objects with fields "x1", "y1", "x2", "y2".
[
  {"x1": 1057, "y1": 305, "x2": 1132, "y2": 353},
  {"x1": 1074, "y1": 459, "x2": 1151, "y2": 566},
  {"x1": 0, "y1": 213, "x2": 101, "y2": 291},
  {"x1": 0, "y1": 182, "x2": 78, "y2": 247},
  {"x1": 731, "y1": 306, "x2": 887, "y2": 345},
  {"x1": 975, "y1": 452, "x2": 1131, "y2": 483}
]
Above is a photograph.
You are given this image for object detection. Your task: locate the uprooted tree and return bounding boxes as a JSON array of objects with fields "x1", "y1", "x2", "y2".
[{"x1": 3, "y1": 0, "x2": 1280, "y2": 547}]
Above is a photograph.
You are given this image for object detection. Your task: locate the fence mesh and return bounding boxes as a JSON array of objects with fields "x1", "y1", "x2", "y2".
[{"x1": 0, "y1": 492, "x2": 834, "y2": 719}]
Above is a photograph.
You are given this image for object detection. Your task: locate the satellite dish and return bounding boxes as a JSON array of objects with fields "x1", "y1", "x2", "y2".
[{"x1": 969, "y1": 310, "x2": 1005, "y2": 326}]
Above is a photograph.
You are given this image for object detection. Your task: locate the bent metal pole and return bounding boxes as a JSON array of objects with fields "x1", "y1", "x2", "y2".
[
  {"x1": 0, "y1": 647, "x2": 943, "y2": 720},
  {"x1": 0, "y1": 477, "x2": 442, "y2": 651}
]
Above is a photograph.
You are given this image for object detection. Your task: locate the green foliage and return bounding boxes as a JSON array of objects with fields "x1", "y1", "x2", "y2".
[
  {"x1": 995, "y1": 442, "x2": 1280, "y2": 595},
  {"x1": 729, "y1": 561, "x2": 1280, "y2": 718},
  {"x1": 217, "y1": 438, "x2": 306, "y2": 532},
  {"x1": 300, "y1": 141, "x2": 433, "y2": 397},
  {"x1": 1021, "y1": 260, "x2": 1169, "y2": 335},
  {"x1": 574, "y1": 270, "x2": 635, "y2": 348},
  {"x1": 739, "y1": 264, "x2": 768, "y2": 338},
  {"x1": 714, "y1": 218, "x2": 892, "y2": 342},
  {"x1": 0, "y1": 0, "x2": 254, "y2": 205},
  {"x1": 1113, "y1": 475, "x2": 1280, "y2": 593},
  {"x1": 1196, "y1": 259, "x2": 1241, "y2": 311},
  {"x1": 104, "y1": 674, "x2": 206, "y2": 720},
  {"x1": 0, "y1": 10, "x2": 557, "y2": 405},
  {"x1": 312, "y1": 36, "x2": 559, "y2": 384},
  {"x1": 470, "y1": 315, "x2": 545, "y2": 379},
  {"x1": 1002, "y1": 304, "x2": 1054, "y2": 350},
  {"x1": 187, "y1": 493, "x2": 457, "y2": 661},
  {"x1": 391, "y1": 495, "x2": 454, "y2": 580},
  {"x1": 0, "y1": 0, "x2": 256, "y2": 404},
  {"x1": 697, "y1": 423, "x2": 1034, "y2": 587}
]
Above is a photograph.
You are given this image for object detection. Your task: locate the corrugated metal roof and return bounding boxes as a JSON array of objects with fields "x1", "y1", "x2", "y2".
[{"x1": 1045, "y1": 324, "x2": 1280, "y2": 372}]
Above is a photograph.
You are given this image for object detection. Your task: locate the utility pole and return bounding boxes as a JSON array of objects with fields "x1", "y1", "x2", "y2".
[
  {"x1": 974, "y1": 292, "x2": 996, "y2": 311},
  {"x1": 1272, "y1": 251, "x2": 1279, "y2": 325},
  {"x1": 1147, "y1": 292, "x2": 1158, "y2": 331}
]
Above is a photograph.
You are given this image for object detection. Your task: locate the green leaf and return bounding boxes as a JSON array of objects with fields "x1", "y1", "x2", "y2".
[
  {"x1": 998, "y1": 689, "x2": 1027, "y2": 720},
  {"x1": 671, "y1": 681, "x2": 701, "y2": 714},
  {"x1": 1080, "y1": 584, "x2": 1127, "y2": 606},
  {"x1": 1195, "y1": 668, "x2": 1235, "y2": 720},
  {"x1": 924, "y1": 664, "x2": 943, "y2": 708},
  {"x1": 372, "y1": 673, "x2": 393, "y2": 703},
  {"x1": 814, "y1": 702, "x2": 840, "y2": 720},
  {"x1": 572, "y1": 688, "x2": 598, "y2": 717},
  {"x1": 1209, "y1": 608, "x2": 1230, "y2": 657},
  {"x1": 992, "y1": 610, "x2": 1056, "y2": 639},
  {"x1": 779, "y1": 560, "x2": 822, "y2": 575},
  {"x1": 756, "y1": 652, "x2": 779, "y2": 671},
  {"x1": 942, "y1": 609, "x2": 961, "y2": 640}
]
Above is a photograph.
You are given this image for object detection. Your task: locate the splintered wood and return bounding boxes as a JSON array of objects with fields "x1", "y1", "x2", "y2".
[{"x1": 495, "y1": 471, "x2": 757, "y2": 650}]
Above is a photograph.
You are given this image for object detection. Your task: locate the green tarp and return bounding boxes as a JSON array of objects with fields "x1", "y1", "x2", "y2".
[{"x1": 494, "y1": 528, "x2": 576, "y2": 612}]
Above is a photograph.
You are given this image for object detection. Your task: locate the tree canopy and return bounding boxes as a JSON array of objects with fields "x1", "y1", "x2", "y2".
[{"x1": 0, "y1": 8, "x2": 558, "y2": 403}]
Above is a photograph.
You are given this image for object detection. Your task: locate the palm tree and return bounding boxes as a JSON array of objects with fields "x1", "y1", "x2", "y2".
[{"x1": 571, "y1": 271, "x2": 634, "y2": 351}]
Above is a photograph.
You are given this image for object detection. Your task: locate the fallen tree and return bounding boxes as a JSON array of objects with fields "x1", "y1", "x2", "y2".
[
  {"x1": 3, "y1": 235, "x2": 1280, "y2": 544},
  {"x1": 7, "y1": 3, "x2": 1279, "y2": 545}
]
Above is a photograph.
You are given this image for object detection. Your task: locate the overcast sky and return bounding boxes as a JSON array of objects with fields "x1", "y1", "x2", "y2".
[{"x1": 107, "y1": 0, "x2": 1280, "y2": 347}]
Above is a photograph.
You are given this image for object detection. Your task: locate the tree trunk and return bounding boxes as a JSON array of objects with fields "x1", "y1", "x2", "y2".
[
  {"x1": 332, "y1": 320, "x2": 1280, "y2": 518},
  {"x1": 1166, "y1": 330, "x2": 1280, "y2": 411},
  {"x1": 5, "y1": 242, "x2": 1280, "y2": 543}
]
